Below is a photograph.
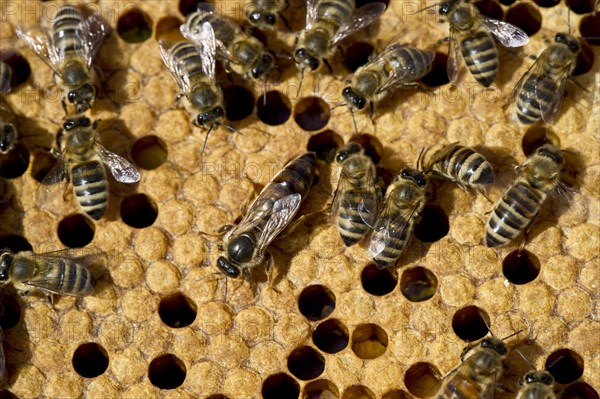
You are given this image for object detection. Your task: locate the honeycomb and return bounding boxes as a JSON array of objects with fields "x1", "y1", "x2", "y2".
[{"x1": 0, "y1": 0, "x2": 598, "y2": 398}]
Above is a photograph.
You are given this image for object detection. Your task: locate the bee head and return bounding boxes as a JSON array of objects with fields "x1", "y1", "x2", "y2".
[
  {"x1": 342, "y1": 87, "x2": 366, "y2": 111},
  {"x1": 294, "y1": 48, "x2": 320, "y2": 71},
  {"x1": 333, "y1": 142, "x2": 362, "y2": 164},
  {"x1": 0, "y1": 252, "x2": 14, "y2": 282},
  {"x1": 555, "y1": 33, "x2": 580, "y2": 53},
  {"x1": 401, "y1": 168, "x2": 427, "y2": 187},
  {"x1": 252, "y1": 53, "x2": 275, "y2": 79},
  {"x1": 217, "y1": 256, "x2": 241, "y2": 278},
  {"x1": 0, "y1": 123, "x2": 16, "y2": 153},
  {"x1": 480, "y1": 337, "x2": 508, "y2": 356},
  {"x1": 248, "y1": 11, "x2": 277, "y2": 27},
  {"x1": 67, "y1": 83, "x2": 97, "y2": 113},
  {"x1": 523, "y1": 370, "x2": 554, "y2": 386},
  {"x1": 537, "y1": 144, "x2": 564, "y2": 166},
  {"x1": 196, "y1": 106, "x2": 225, "y2": 127}
]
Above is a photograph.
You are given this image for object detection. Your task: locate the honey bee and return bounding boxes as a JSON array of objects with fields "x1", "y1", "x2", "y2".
[
  {"x1": 0, "y1": 61, "x2": 17, "y2": 155},
  {"x1": 485, "y1": 144, "x2": 565, "y2": 248},
  {"x1": 159, "y1": 23, "x2": 228, "y2": 153},
  {"x1": 517, "y1": 370, "x2": 556, "y2": 399},
  {"x1": 245, "y1": 0, "x2": 288, "y2": 29},
  {"x1": 330, "y1": 143, "x2": 380, "y2": 246},
  {"x1": 16, "y1": 5, "x2": 108, "y2": 114},
  {"x1": 421, "y1": 142, "x2": 494, "y2": 190},
  {"x1": 293, "y1": 0, "x2": 386, "y2": 76},
  {"x1": 0, "y1": 249, "x2": 99, "y2": 297},
  {"x1": 41, "y1": 115, "x2": 141, "y2": 220},
  {"x1": 437, "y1": 337, "x2": 508, "y2": 399},
  {"x1": 367, "y1": 167, "x2": 427, "y2": 269},
  {"x1": 342, "y1": 43, "x2": 435, "y2": 117},
  {"x1": 217, "y1": 153, "x2": 317, "y2": 279},
  {"x1": 181, "y1": 4, "x2": 275, "y2": 81},
  {"x1": 0, "y1": 60, "x2": 12, "y2": 95},
  {"x1": 440, "y1": 0, "x2": 528, "y2": 86},
  {"x1": 511, "y1": 33, "x2": 581, "y2": 125}
]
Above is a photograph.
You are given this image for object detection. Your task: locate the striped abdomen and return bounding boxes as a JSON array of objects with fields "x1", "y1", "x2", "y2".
[
  {"x1": 372, "y1": 216, "x2": 413, "y2": 268},
  {"x1": 438, "y1": 375, "x2": 486, "y2": 399},
  {"x1": 184, "y1": 12, "x2": 238, "y2": 47},
  {"x1": 42, "y1": 258, "x2": 95, "y2": 295},
  {"x1": 315, "y1": 0, "x2": 354, "y2": 34},
  {"x1": 485, "y1": 181, "x2": 545, "y2": 247},
  {"x1": 0, "y1": 61, "x2": 12, "y2": 94},
  {"x1": 435, "y1": 146, "x2": 494, "y2": 187},
  {"x1": 52, "y1": 5, "x2": 85, "y2": 59},
  {"x1": 387, "y1": 47, "x2": 434, "y2": 82},
  {"x1": 461, "y1": 31, "x2": 498, "y2": 87},
  {"x1": 338, "y1": 189, "x2": 378, "y2": 246},
  {"x1": 516, "y1": 74, "x2": 558, "y2": 124},
  {"x1": 71, "y1": 160, "x2": 108, "y2": 220}
]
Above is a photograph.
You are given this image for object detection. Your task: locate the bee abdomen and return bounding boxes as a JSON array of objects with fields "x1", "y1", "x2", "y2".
[
  {"x1": 71, "y1": 161, "x2": 108, "y2": 220},
  {"x1": 516, "y1": 75, "x2": 557, "y2": 124},
  {"x1": 44, "y1": 259, "x2": 95, "y2": 295},
  {"x1": 171, "y1": 42, "x2": 206, "y2": 79},
  {"x1": 372, "y1": 221, "x2": 411, "y2": 267},
  {"x1": 391, "y1": 47, "x2": 434, "y2": 81},
  {"x1": 444, "y1": 146, "x2": 494, "y2": 186},
  {"x1": 0, "y1": 61, "x2": 12, "y2": 94},
  {"x1": 272, "y1": 153, "x2": 318, "y2": 198},
  {"x1": 52, "y1": 5, "x2": 85, "y2": 54},
  {"x1": 316, "y1": 0, "x2": 354, "y2": 29},
  {"x1": 186, "y1": 13, "x2": 237, "y2": 46},
  {"x1": 461, "y1": 32, "x2": 498, "y2": 87},
  {"x1": 439, "y1": 376, "x2": 483, "y2": 399},
  {"x1": 485, "y1": 181, "x2": 544, "y2": 247},
  {"x1": 338, "y1": 191, "x2": 377, "y2": 246}
]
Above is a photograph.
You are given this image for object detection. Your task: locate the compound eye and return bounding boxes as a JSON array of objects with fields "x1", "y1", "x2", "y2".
[
  {"x1": 309, "y1": 58, "x2": 319, "y2": 71},
  {"x1": 4, "y1": 124, "x2": 13, "y2": 134},
  {"x1": 265, "y1": 14, "x2": 276, "y2": 25},
  {"x1": 295, "y1": 49, "x2": 306, "y2": 59},
  {"x1": 356, "y1": 96, "x2": 366, "y2": 110},
  {"x1": 250, "y1": 12, "x2": 261, "y2": 22},
  {"x1": 214, "y1": 106, "x2": 224, "y2": 118},
  {"x1": 68, "y1": 91, "x2": 76, "y2": 103},
  {"x1": 196, "y1": 114, "x2": 206, "y2": 126},
  {"x1": 401, "y1": 169, "x2": 410, "y2": 178},
  {"x1": 64, "y1": 120, "x2": 75, "y2": 130},
  {"x1": 81, "y1": 118, "x2": 91, "y2": 127},
  {"x1": 568, "y1": 41, "x2": 580, "y2": 53},
  {"x1": 555, "y1": 32, "x2": 566, "y2": 43}
]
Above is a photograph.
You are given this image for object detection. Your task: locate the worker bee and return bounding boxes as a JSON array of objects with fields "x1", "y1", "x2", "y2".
[
  {"x1": 440, "y1": 0, "x2": 528, "y2": 86},
  {"x1": 367, "y1": 167, "x2": 427, "y2": 269},
  {"x1": 342, "y1": 43, "x2": 435, "y2": 117},
  {"x1": 217, "y1": 153, "x2": 318, "y2": 279},
  {"x1": 437, "y1": 337, "x2": 508, "y2": 398},
  {"x1": 485, "y1": 144, "x2": 565, "y2": 248},
  {"x1": 517, "y1": 370, "x2": 556, "y2": 399},
  {"x1": 330, "y1": 143, "x2": 380, "y2": 246},
  {"x1": 245, "y1": 0, "x2": 289, "y2": 29},
  {"x1": 511, "y1": 33, "x2": 581, "y2": 125},
  {"x1": 159, "y1": 23, "x2": 228, "y2": 154},
  {"x1": 16, "y1": 5, "x2": 108, "y2": 114},
  {"x1": 0, "y1": 249, "x2": 100, "y2": 297},
  {"x1": 0, "y1": 60, "x2": 12, "y2": 95},
  {"x1": 181, "y1": 4, "x2": 275, "y2": 82},
  {"x1": 293, "y1": 0, "x2": 386, "y2": 77},
  {"x1": 421, "y1": 142, "x2": 494, "y2": 190},
  {"x1": 41, "y1": 115, "x2": 141, "y2": 220}
]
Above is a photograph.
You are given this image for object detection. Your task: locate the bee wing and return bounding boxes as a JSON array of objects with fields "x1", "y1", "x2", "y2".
[
  {"x1": 15, "y1": 26, "x2": 63, "y2": 75},
  {"x1": 480, "y1": 16, "x2": 529, "y2": 48},
  {"x1": 158, "y1": 39, "x2": 192, "y2": 95},
  {"x1": 306, "y1": 0, "x2": 319, "y2": 28},
  {"x1": 96, "y1": 143, "x2": 141, "y2": 183},
  {"x1": 332, "y1": 2, "x2": 387, "y2": 45},
  {"x1": 181, "y1": 22, "x2": 218, "y2": 78},
  {"x1": 539, "y1": 66, "x2": 571, "y2": 125},
  {"x1": 376, "y1": 45, "x2": 436, "y2": 93},
  {"x1": 424, "y1": 141, "x2": 460, "y2": 170},
  {"x1": 446, "y1": 29, "x2": 461, "y2": 85},
  {"x1": 36, "y1": 152, "x2": 71, "y2": 214},
  {"x1": 507, "y1": 53, "x2": 541, "y2": 105},
  {"x1": 254, "y1": 193, "x2": 302, "y2": 256},
  {"x1": 79, "y1": 14, "x2": 109, "y2": 66}
]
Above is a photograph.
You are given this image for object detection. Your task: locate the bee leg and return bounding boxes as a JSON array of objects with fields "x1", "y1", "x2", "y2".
[
  {"x1": 61, "y1": 98, "x2": 69, "y2": 114},
  {"x1": 264, "y1": 252, "x2": 281, "y2": 293},
  {"x1": 323, "y1": 58, "x2": 335, "y2": 77},
  {"x1": 369, "y1": 102, "x2": 376, "y2": 122},
  {"x1": 279, "y1": 13, "x2": 291, "y2": 31}
]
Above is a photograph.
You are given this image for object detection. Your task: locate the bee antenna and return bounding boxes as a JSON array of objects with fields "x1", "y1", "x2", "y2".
[
  {"x1": 500, "y1": 329, "x2": 525, "y2": 342},
  {"x1": 329, "y1": 102, "x2": 346, "y2": 111},
  {"x1": 416, "y1": 147, "x2": 426, "y2": 170},
  {"x1": 297, "y1": 69, "x2": 304, "y2": 98},
  {"x1": 514, "y1": 348, "x2": 536, "y2": 371},
  {"x1": 350, "y1": 108, "x2": 359, "y2": 135},
  {"x1": 200, "y1": 124, "x2": 214, "y2": 156},
  {"x1": 263, "y1": 75, "x2": 268, "y2": 106},
  {"x1": 416, "y1": 2, "x2": 440, "y2": 13},
  {"x1": 221, "y1": 123, "x2": 243, "y2": 136}
]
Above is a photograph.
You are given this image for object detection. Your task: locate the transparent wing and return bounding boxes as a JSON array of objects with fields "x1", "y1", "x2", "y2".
[
  {"x1": 332, "y1": 2, "x2": 387, "y2": 44},
  {"x1": 183, "y1": 22, "x2": 217, "y2": 78},
  {"x1": 15, "y1": 26, "x2": 62, "y2": 75},
  {"x1": 158, "y1": 39, "x2": 192, "y2": 95},
  {"x1": 36, "y1": 152, "x2": 71, "y2": 214},
  {"x1": 96, "y1": 143, "x2": 141, "y2": 183},
  {"x1": 80, "y1": 14, "x2": 109, "y2": 66},
  {"x1": 254, "y1": 193, "x2": 302, "y2": 256},
  {"x1": 306, "y1": 0, "x2": 319, "y2": 28},
  {"x1": 481, "y1": 16, "x2": 529, "y2": 48},
  {"x1": 508, "y1": 54, "x2": 541, "y2": 105},
  {"x1": 446, "y1": 29, "x2": 461, "y2": 85},
  {"x1": 539, "y1": 67, "x2": 570, "y2": 125},
  {"x1": 377, "y1": 45, "x2": 436, "y2": 93},
  {"x1": 424, "y1": 142, "x2": 459, "y2": 171}
]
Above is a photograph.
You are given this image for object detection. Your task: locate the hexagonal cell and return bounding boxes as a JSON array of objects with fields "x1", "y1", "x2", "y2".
[
  {"x1": 57, "y1": 214, "x2": 96, "y2": 248},
  {"x1": 298, "y1": 284, "x2": 336, "y2": 321},
  {"x1": 294, "y1": 96, "x2": 331, "y2": 131},
  {"x1": 521, "y1": 127, "x2": 560, "y2": 157},
  {"x1": 117, "y1": 8, "x2": 153, "y2": 43},
  {"x1": 413, "y1": 205, "x2": 449, "y2": 243},
  {"x1": 361, "y1": 264, "x2": 398, "y2": 296},
  {"x1": 0, "y1": 235, "x2": 32, "y2": 254},
  {"x1": 155, "y1": 16, "x2": 184, "y2": 41},
  {"x1": 351, "y1": 323, "x2": 388, "y2": 359},
  {"x1": 131, "y1": 135, "x2": 168, "y2": 170},
  {"x1": 505, "y1": 4, "x2": 542, "y2": 36},
  {"x1": 0, "y1": 51, "x2": 31, "y2": 89},
  {"x1": 342, "y1": 385, "x2": 376, "y2": 399},
  {"x1": 545, "y1": 348, "x2": 584, "y2": 384},
  {"x1": 148, "y1": 354, "x2": 187, "y2": 389},
  {"x1": 0, "y1": 144, "x2": 29, "y2": 179},
  {"x1": 382, "y1": 390, "x2": 412, "y2": 399},
  {"x1": 158, "y1": 292, "x2": 197, "y2": 328},
  {"x1": 502, "y1": 249, "x2": 541, "y2": 285},
  {"x1": 580, "y1": 13, "x2": 600, "y2": 46},
  {"x1": 533, "y1": 0, "x2": 560, "y2": 6},
  {"x1": 566, "y1": 0, "x2": 595, "y2": 13},
  {"x1": 562, "y1": 382, "x2": 599, "y2": 399},
  {"x1": 307, "y1": 130, "x2": 344, "y2": 160},
  {"x1": 0, "y1": 291, "x2": 21, "y2": 329},
  {"x1": 120, "y1": 193, "x2": 159, "y2": 228},
  {"x1": 343, "y1": 42, "x2": 375, "y2": 72},
  {"x1": 31, "y1": 151, "x2": 59, "y2": 183},
  {"x1": 348, "y1": 134, "x2": 383, "y2": 164},
  {"x1": 312, "y1": 318, "x2": 349, "y2": 354},
  {"x1": 72, "y1": 342, "x2": 109, "y2": 378},
  {"x1": 574, "y1": 40, "x2": 595, "y2": 76},
  {"x1": 287, "y1": 345, "x2": 325, "y2": 381},
  {"x1": 262, "y1": 373, "x2": 300, "y2": 399},
  {"x1": 256, "y1": 91, "x2": 292, "y2": 126},
  {"x1": 400, "y1": 266, "x2": 438, "y2": 302},
  {"x1": 420, "y1": 52, "x2": 450, "y2": 87},
  {"x1": 474, "y1": 0, "x2": 504, "y2": 20},
  {"x1": 224, "y1": 85, "x2": 255, "y2": 121},
  {"x1": 304, "y1": 379, "x2": 340, "y2": 399},
  {"x1": 179, "y1": 0, "x2": 204, "y2": 15},
  {"x1": 404, "y1": 362, "x2": 442, "y2": 398},
  {"x1": 452, "y1": 305, "x2": 491, "y2": 342}
]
